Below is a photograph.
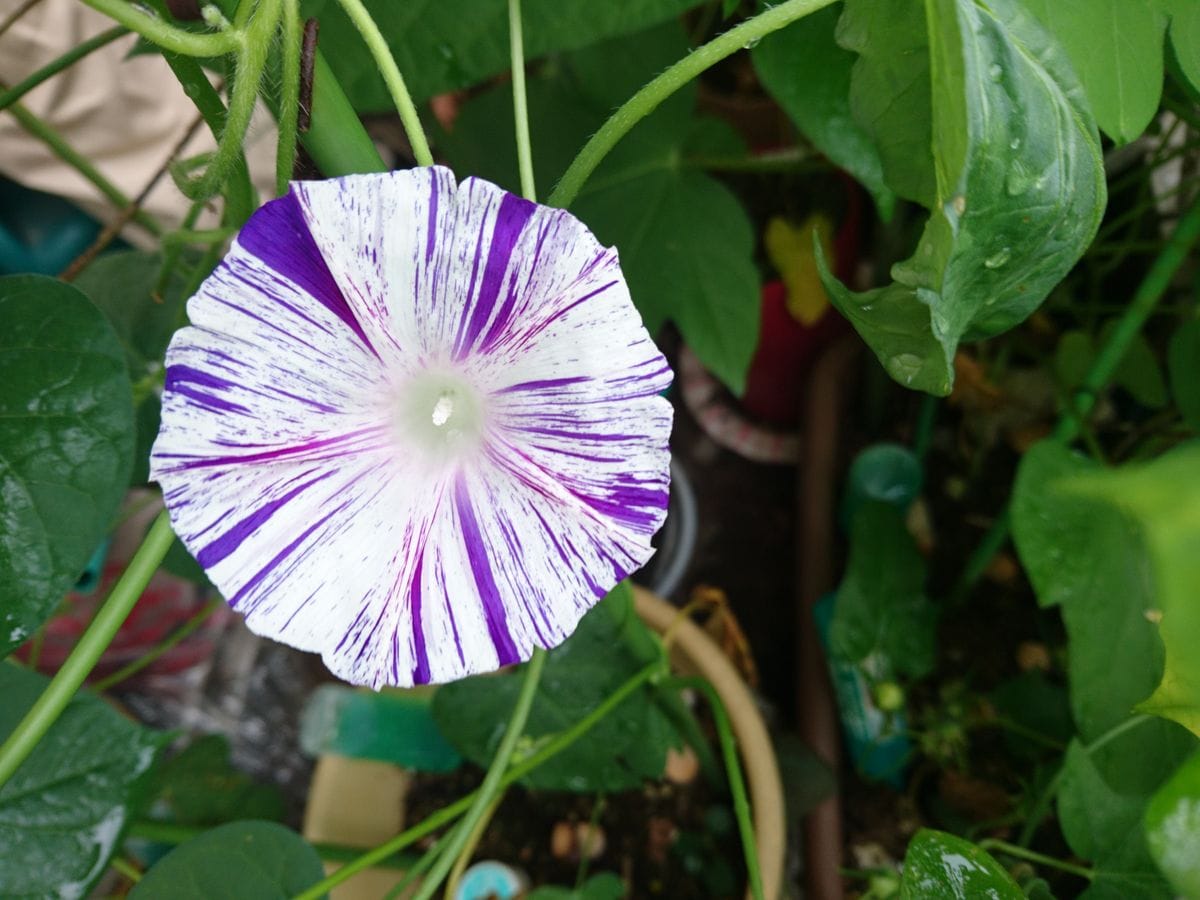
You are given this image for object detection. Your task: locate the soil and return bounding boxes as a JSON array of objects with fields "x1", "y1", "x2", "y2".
[{"x1": 404, "y1": 764, "x2": 748, "y2": 898}]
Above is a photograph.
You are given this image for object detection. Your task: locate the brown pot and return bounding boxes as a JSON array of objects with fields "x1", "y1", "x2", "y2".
[{"x1": 304, "y1": 587, "x2": 786, "y2": 900}]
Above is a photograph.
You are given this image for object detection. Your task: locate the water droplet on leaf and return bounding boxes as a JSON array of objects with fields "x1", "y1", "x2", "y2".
[{"x1": 984, "y1": 247, "x2": 1012, "y2": 269}]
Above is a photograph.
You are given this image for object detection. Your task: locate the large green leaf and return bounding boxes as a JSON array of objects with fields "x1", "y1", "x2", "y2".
[
  {"x1": 1163, "y1": 1, "x2": 1200, "y2": 94},
  {"x1": 303, "y1": 0, "x2": 705, "y2": 111},
  {"x1": 752, "y1": 3, "x2": 896, "y2": 218},
  {"x1": 147, "y1": 735, "x2": 285, "y2": 828},
  {"x1": 821, "y1": 0, "x2": 1106, "y2": 395},
  {"x1": 1063, "y1": 444, "x2": 1200, "y2": 737},
  {"x1": 830, "y1": 501, "x2": 936, "y2": 678},
  {"x1": 437, "y1": 24, "x2": 760, "y2": 394},
  {"x1": 1168, "y1": 319, "x2": 1200, "y2": 430},
  {"x1": 899, "y1": 829, "x2": 1024, "y2": 898},
  {"x1": 130, "y1": 821, "x2": 325, "y2": 898},
  {"x1": 1019, "y1": 0, "x2": 1167, "y2": 145},
  {"x1": 0, "y1": 275, "x2": 135, "y2": 657},
  {"x1": 1058, "y1": 739, "x2": 1176, "y2": 900},
  {"x1": 433, "y1": 583, "x2": 680, "y2": 792},
  {"x1": 838, "y1": 0, "x2": 935, "y2": 207},
  {"x1": 1144, "y1": 749, "x2": 1200, "y2": 899},
  {"x1": 0, "y1": 664, "x2": 164, "y2": 899}
]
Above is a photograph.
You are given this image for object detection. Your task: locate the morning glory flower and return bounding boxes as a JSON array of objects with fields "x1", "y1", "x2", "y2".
[{"x1": 150, "y1": 167, "x2": 672, "y2": 688}]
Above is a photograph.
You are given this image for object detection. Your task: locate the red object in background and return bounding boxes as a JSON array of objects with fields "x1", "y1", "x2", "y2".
[
  {"x1": 17, "y1": 564, "x2": 228, "y2": 685},
  {"x1": 739, "y1": 174, "x2": 862, "y2": 427}
]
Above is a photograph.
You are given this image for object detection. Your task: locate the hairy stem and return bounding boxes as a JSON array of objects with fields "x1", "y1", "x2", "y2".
[
  {"x1": 81, "y1": 0, "x2": 242, "y2": 56},
  {"x1": 276, "y1": 0, "x2": 302, "y2": 195}
]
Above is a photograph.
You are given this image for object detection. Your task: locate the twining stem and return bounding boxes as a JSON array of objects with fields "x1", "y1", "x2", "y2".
[
  {"x1": 442, "y1": 795, "x2": 502, "y2": 899},
  {"x1": 292, "y1": 659, "x2": 661, "y2": 900},
  {"x1": 276, "y1": 0, "x2": 302, "y2": 195},
  {"x1": 508, "y1": 0, "x2": 535, "y2": 202},
  {"x1": 978, "y1": 840, "x2": 1094, "y2": 881},
  {"x1": 665, "y1": 677, "x2": 764, "y2": 900},
  {"x1": 952, "y1": 195, "x2": 1200, "y2": 603},
  {"x1": 91, "y1": 596, "x2": 223, "y2": 693},
  {"x1": 177, "y1": 0, "x2": 280, "y2": 203},
  {"x1": 81, "y1": 0, "x2": 243, "y2": 56},
  {"x1": 0, "y1": 512, "x2": 176, "y2": 791},
  {"x1": 547, "y1": 0, "x2": 838, "y2": 208},
  {"x1": 0, "y1": 25, "x2": 129, "y2": 112},
  {"x1": 331, "y1": 0, "x2": 433, "y2": 167},
  {"x1": 109, "y1": 856, "x2": 143, "y2": 884},
  {"x1": 411, "y1": 648, "x2": 548, "y2": 900},
  {"x1": 2, "y1": 98, "x2": 161, "y2": 236}
]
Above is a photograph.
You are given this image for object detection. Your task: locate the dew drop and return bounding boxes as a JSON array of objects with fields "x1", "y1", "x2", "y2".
[
  {"x1": 889, "y1": 353, "x2": 925, "y2": 383},
  {"x1": 988, "y1": 63, "x2": 1003, "y2": 81},
  {"x1": 984, "y1": 247, "x2": 1012, "y2": 269},
  {"x1": 1009, "y1": 136, "x2": 1021, "y2": 150},
  {"x1": 743, "y1": 36, "x2": 762, "y2": 49}
]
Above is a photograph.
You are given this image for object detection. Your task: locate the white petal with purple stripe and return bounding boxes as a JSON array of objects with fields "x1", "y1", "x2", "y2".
[{"x1": 151, "y1": 167, "x2": 672, "y2": 688}]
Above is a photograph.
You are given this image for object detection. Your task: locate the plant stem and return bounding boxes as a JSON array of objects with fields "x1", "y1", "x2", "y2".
[
  {"x1": 0, "y1": 511, "x2": 175, "y2": 791},
  {"x1": 276, "y1": 0, "x2": 301, "y2": 195},
  {"x1": 81, "y1": 0, "x2": 242, "y2": 56},
  {"x1": 91, "y1": 596, "x2": 223, "y2": 693},
  {"x1": 3, "y1": 98, "x2": 161, "y2": 235},
  {"x1": 665, "y1": 677, "x2": 764, "y2": 900},
  {"x1": 547, "y1": 0, "x2": 837, "y2": 208},
  {"x1": 978, "y1": 839, "x2": 1094, "y2": 881},
  {"x1": 110, "y1": 856, "x2": 143, "y2": 883},
  {"x1": 412, "y1": 649, "x2": 548, "y2": 900},
  {"x1": 0, "y1": 25, "x2": 128, "y2": 112},
  {"x1": 382, "y1": 826, "x2": 456, "y2": 899},
  {"x1": 297, "y1": 51, "x2": 387, "y2": 176},
  {"x1": 177, "y1": 0, "x2": 279, "y2": 203},
  {"x1": 952, "y1": 195, "x2": 1200, "y2": 603},
  {"x1": 442, "y1": 795, "x2": 502, "y2": 899},
  {"x1": 291, "y1": 659, "x2": 661, "y2": 900},
  {"x1": 508, "y1": 0, "x2": 535, "y2": 201},
  {"x1": 331, "y1": 0, "x2": 433, "y2": 167}
]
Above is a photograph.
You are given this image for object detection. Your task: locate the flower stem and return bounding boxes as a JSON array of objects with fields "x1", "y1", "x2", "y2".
[
  {"x1": 951, "y1": 194, "x2": 1200, "y2": 603},
  {"x1": 291, "y1": 658, "x2": 661, "y2": 900},
  {"x1": 508, "y1": 0, "x2": 535, "y2": 201},
  {"x1": 977, "y1": 840, "x2": 1094, "y2": 881},
  {"x1": 442, "y1": 795, "x2": 503, "y2": 899},
  {"x1": 91, "y1": 596, "x2": 223, "y2": 693},
  {"x1": 411, "y1": 648, "x2": 548, "y2": 900},
  {"x1": 331, "y1": 0, "x2": 433, "y2": 167},
  {"x1": 0, "y1": 25, "x2": 129, "y2": 112},
  {"x1": 276, "y1": 0, "x2": 302, "y2": 195},
  {"x1": 0, "y1": 511, "x2": 175, "y2": 792},
  {"x1": 665, "y1": 676, "x2": 764, "y2": 900},
  {"x1": 80, "y1": 0, "x2": 243, "y2": 56},
  {"x1": 547, "y1": 0, "x2": 837, "y2": 208},
  {"x1": 110, "y1": 855, "x2": 143, "y2": 884},
  {"x1": 177, "y1": 0, "x2": 279, "y2": 203},
  {"x1": 2, "y1": 98, "x2": 161, "y2": 236}
]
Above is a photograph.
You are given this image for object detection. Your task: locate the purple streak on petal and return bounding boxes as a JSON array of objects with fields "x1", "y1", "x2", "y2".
[
  {"x1": 497, "y1": 376, "x2": 591, "y2": 394},
  {"x1": 425, "y1": 174, "x2": 440, "y2": 264},
  {"x1": 454, "y1": 478, "x2": 520, "y2": 666},
  {"x1": 408, "y1": 553, "x2": 431, "y2": 685},
  {"x1": 155, "y1": 426, "x2": 387, "y2": 470},
  {"x1": 164, "y1": 364, "x2": 250, "y2": 415},
  {"x1": 196, "y1": 469, "x2": 333, "y2": 567},
  {"x1": 238, "y1": 191, "x2": 376, "y2": 353},
  {"x1": 456, "y1": 192, "x2": 536, "y2": 358}
]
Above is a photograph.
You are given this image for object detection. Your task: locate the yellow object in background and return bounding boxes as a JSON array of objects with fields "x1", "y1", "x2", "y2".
[{"x1": 764, "y1": 213, "x2": 835, "y2": 325}]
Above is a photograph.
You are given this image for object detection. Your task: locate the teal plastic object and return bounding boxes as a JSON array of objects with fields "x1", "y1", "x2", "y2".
[
  {"x1": 813, "y1": 593, "x2": 910, "y2": 788},
  {"x1": 454, "y1": 862, "x2": 526, "y2": 900},
  {"x1": 840, "y1": 442, "x2": 923, "y2": 526},
  {"x1": 73, "y1": 537, "x2": 111, "y2": 594},
  {"x1": 300, "y1": 684, "x2": 463, "y2": 772},
  {"x1": 0, "y1": 179, "x2": 102, "y2": 275}
]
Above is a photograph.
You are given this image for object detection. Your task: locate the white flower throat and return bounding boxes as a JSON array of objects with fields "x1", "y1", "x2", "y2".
[{"x1": 396, "y1": 369, "x2": 485, "y2": 457}]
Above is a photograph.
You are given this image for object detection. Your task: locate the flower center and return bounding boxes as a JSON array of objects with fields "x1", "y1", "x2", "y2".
[{"x1": 394, "y1": 369, "x2": 486, "y2": 460}]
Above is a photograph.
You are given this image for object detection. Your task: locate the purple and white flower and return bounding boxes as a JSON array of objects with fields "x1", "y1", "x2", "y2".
[{"x1": 150, "y1": 167, "x2": 673, "y2": 688}]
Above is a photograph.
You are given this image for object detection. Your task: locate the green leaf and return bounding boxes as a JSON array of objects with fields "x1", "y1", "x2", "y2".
[
  {"x1": 989, "y1": 671, "x2": 1073, "y2": 760},
  {"x1": 1064, "y1": 444, "x2": 1200, "y2": 738},
  {"x1": 72, "y1": 250, "x2": 189, "y2": 376},
  {"x1": 130, "y1": 820, "x2": 325, "y2": 898},
  {"x1": 1144, "y1": 749, "x2": 1200, "y2": 898},
  {"x1": 1058, "y1": 738, "x2": 1175, "y2": 900},
  {"x1": 437, "y1": 24, "x2": 760, "y2": 394},
  {"x1": 838, "y1": 0, "x2": 935, "y2": 207},
  {"x1": 831, "y1": 502, "x2": 936, "y2": 678},
  {"x1": 0, "y1": 274, "x2": 135, "y2": 657},
  {"x1": 899, "y1": 829, "x2": 1024, "y2": 898},
  {"x1": 0, "y1": 664, "x2": 164, "y2": 898},
  {"x1": 752, "y1": 4, "x2": 896, "y2": 218},
  {"x1": 1018, "y1": 0, "x2": 1166, "y2": 145},
  {"x1": 303, "y1": 0, "x2": 705, "y2": 111},
  {"x1": 1053, "y1": 327, "x2": 1167, "y2": 409},
  {"x1": 147, "y1": 735, "x2": 285, "y2": 828},
  {"x1": 1164, "y1": 1, "x2": 1200, "y2": 94},
  {"x1": 821, "y1": 0, "x2": 1106, "y2": 396},
  {"x1": 1168, "y1": 319, "x2": 1200, "y2": 430},
  {"x1": 527, "y1": 872, "x2": 626, "y2": 900},
  {"x1": 433, "y1": 583, "x2": 680, "y2": 792}
]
